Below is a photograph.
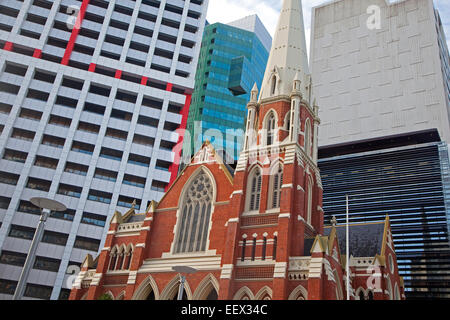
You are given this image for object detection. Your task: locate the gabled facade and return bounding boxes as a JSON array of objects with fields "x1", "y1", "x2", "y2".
[{"x1": 70, "y1": 0, "x2": 404, "y2": 300}]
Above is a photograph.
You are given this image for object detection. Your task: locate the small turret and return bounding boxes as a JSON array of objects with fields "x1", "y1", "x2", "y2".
[{"x1": 250, "y1": 83, "x2": 259, "y2": 102}]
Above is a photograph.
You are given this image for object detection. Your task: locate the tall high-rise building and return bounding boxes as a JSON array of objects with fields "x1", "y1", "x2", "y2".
[
  {"x1": 311, "y1": 0, "x2": 450, "y2": 299},
  {"x1": 0, "y1": 0, "x2": 208, "y2": 300},
  {"x1": 182, "y1": 15, "x2": 271, "y2": 163}
]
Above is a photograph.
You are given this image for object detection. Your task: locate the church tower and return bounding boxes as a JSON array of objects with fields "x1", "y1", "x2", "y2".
[{"x1": 219, "y1": 0, "x2": 323, "y2": 300}]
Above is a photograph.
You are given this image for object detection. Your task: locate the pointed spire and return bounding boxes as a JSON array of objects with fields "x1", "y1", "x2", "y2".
[{"x1": 259, "y1": 0, "x2": 310, "y2": 100}]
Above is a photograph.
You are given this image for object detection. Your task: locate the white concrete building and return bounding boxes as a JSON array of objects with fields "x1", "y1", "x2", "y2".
[
  {"x1": 311, "y1": 0, "x2": 450, "y2": 147},
  {"x1": 0, "y1": 0, "x2": 208, "y2": 299}
]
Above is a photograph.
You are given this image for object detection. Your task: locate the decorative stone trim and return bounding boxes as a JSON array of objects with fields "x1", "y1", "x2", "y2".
[
  {"x1": 117, "y1": 222, "x2": 143, "y2": 233},
  {"x1": 308, "y1": 257, "x2": 323, "y2": 278},
  {"x1": 127, "y1": 271, "x2": 138, "y2": 285},
  {"x1": 136, "y1": 243, "x2": 146, "y2": 248},
  {"x1": 90, "y1": 273, "x2": 103, "y2": 286},
  {"x1": 282, "y1": 184, "x2": 293, "y2": 189},
  {"x1": 220, "y1": 264, "x2": 234, "y2": 279},
  {"x1": 279, "y1": 213, "x2": 291, "y2": 219},
  {"x1": 273, "y1": 262, "x2": 288, "y2": 278},
  {"x1": 107, "y1": 231, "x2": 116, "y2": 235},
  {"x1": 144, "y1": 217, "x2": 153, "y2": 221}
]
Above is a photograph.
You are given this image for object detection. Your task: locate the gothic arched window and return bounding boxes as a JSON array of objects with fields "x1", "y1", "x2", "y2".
[
  {"x1": 307, "y1": 177, "x2": 313, "y2": 225},
  {"x1": 304, "y1": 119, "x2": 312, "y2": 156},
  {"x1": 174, "y1": 170, "x2": 213, "y2": 254},
  {"x1": 269, "y1": 165, "x2": 283, "y2": 209},
  {"x1": 247, "y1": 167, "x2": 262, "y2": 211},
  {"x1": 266, "y1": 112, "x2": 276, "y2": 145}
]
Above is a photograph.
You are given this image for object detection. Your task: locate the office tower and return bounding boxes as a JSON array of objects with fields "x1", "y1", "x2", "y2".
[
  {"x1": 183, "y1": 15, "x2": 271, "y2": 163},
  {"x1": 0, "y1": 0, "x2": 208, "y2": 300},
  {"x1": 311, "y1": 0, "x2": 450, "y2": 299}
]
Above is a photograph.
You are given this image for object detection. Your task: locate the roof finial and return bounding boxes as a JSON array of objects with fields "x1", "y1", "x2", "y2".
[{"x1": 331, "y1": 216, "x2": 337, "y2": 227}]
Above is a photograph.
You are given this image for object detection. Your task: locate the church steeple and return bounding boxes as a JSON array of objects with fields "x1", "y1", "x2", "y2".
[{"x1": 259, "y1": 0, "x2": 310, "y2": 101}]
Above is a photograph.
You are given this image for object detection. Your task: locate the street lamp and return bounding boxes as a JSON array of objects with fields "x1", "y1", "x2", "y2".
[
  {"x1": 172, "y1": 266, "x2": 197, "y2": 300},
  {"x1": 13, "y1": 197, "x2": 66, "y2": 300}
]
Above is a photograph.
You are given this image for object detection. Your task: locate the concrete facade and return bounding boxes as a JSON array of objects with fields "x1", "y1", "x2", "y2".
[{"x1": 311, "y1": 0, "x2": 450, "y2": 147}]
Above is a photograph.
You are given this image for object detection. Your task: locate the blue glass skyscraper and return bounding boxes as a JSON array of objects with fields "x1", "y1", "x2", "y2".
[{"x1": 183, "y1": 15, "x2": 271, "y2": 163}]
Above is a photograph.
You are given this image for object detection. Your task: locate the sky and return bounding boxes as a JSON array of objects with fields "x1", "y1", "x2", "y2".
[{"x1": 206, "y1": 0, "x2": 450, "y2": 56}]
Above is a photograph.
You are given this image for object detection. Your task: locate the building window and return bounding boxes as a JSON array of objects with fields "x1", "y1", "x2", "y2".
[
  {"x1": 247, "y1": 167, "x2": 262, "y2": 211},
  {"x1": 73, "y1": 236, "x2": 100, "y2": 251},
  {"x1": 174, "y1": 170, "x2": 213, "y2": 254},
  {"x1": 0, "y1": 251, "x2": 27, "y2": 267},
  {"x1": 17, "y1": 200, "x2": 40, "y2": 215},
  {"x1": 241, "y1": 238, "x2": 246, "y2": 262},
  {"x1": 49, "y1": 209, "x2": 75, "y2": 222},
  {"x1": 26, "y1": 177, "x2": 51, "y2": 192},
  {"x1": 266, "y1": 112, "x2": 276, "y2": 145},
  {"x1": 0, "y1": 279, "x2": 17, "y2": 295},
  {"x1": 24, "y1": 283, "x2": 52, "y2": 299},
  {"x1": 251, "y1": 236, "x2": 257, "y2": 261},
  {"x1": 57, "y1": 184, "x2": 82, "y2": 198},
  {"x1": 307, "y1": 178, "x2": 313, "y2": 225},
  {"x1": 42, "y1": 231, "x2": 68, "y2": 246},
  {"x1": 64, "y1": 162, "x2": 88, "y2": 176},
  {"x1": 81, "y1": 212, "x2": 106, "y2": 227},
  {"x1": 3, "y1": 149, "x2": 28, "y2": 163},
  {"x1": 9, "y1": 225, "x2": 36, "y2": 240},
  {"x1": 11, "y1": 128, "x2": 35, "y2": 141},
  {"x1": 272, "y1": 236, "x2": 277, "y2": 260},
  {"x1": 33, "y1": 256, "x2": 61, "y2": 272},
  {"x1": 87, "y1": 190, "x2": 112, "y2": 204},
  {"x1": 94, "y1": 168, "x2": 117, "y2": 182},
  {"x1": 34, "y1": 156, "x2": 58, "y2": 169},
  {"x1": 304, "y1": 118, "x2": 312, "y2": 156},
  {"x1": 270, "y1": 75, "x2": 276, "y2": 96},
  {"x1": 270, "y1": 165, "x2": 283, "y2": 209},
  {"x1": 0, "y1": 196, "x2": 11, "y2": 210},
  {"x1": 0, "y1": 171, "x2": 19, "y2": 185},
  {"x1": 262, "y1": 237, "x2": 267, "y2": 260}
]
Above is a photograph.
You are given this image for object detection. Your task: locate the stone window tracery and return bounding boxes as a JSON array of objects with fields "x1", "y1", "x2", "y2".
[{"x1": 174, "y1": 171, "x2": 213, "y2": 254}]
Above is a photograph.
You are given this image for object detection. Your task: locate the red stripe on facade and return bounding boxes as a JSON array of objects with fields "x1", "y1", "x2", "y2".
[
  {"x1": 141, "y1": 76, "x2": 148, "y2": 85},
  {"x1": 3, "y1": 42, "x2": 13, "y2": 51},
  {"x1": 33, "y1": 49, "x2": 42, "y2": 59},
  {"x1": 115, "y1": 69, "x2": 122, "y2": 79},
  {"x1": 166, "y1": 83, "x2": 173, "y2": 92},
  {"x1": 88, "y1": 63, "x2": 96, "y2": 72},
  {"x1": 166, "y1": 93, "x2": 192, "y2": 191},
  {"x1": 61, "y1": 0, "x2": 90, "y2": 65}
]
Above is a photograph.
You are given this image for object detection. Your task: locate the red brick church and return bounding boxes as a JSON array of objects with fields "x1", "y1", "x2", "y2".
[{"x1": 70, "y1": 0, "x2": 404, "y2": 301}]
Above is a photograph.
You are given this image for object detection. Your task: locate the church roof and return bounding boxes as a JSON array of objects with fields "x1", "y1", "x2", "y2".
[
  {"x1": 323, "y1": 222, "x2": 385, "y2": 258},
  {"x1": 127, "y1": 213, "x2": 146, "y2": 223}
]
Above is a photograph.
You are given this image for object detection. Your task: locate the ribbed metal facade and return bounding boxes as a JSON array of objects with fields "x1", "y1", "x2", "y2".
[{"x1": 319, "y1": 139, "x2": 450, "y2": 299}]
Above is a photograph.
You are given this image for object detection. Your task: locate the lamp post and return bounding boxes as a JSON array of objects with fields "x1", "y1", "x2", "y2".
[
  {"x1": 13, "y1": 197, "x2": 66, "y2": 300},
  {"x1": 172, "y1": 266, "x2": 197, "y2": 300}
]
